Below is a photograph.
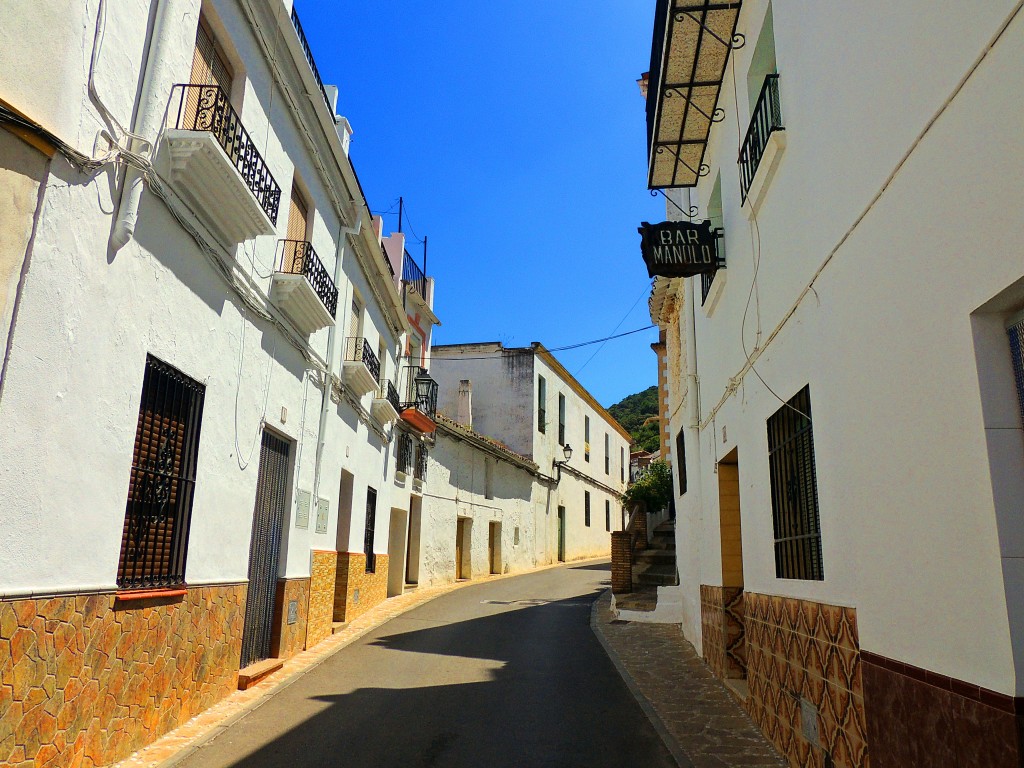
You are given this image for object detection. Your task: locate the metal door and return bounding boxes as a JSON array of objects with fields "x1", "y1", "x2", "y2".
[
  {"x1": 240, "y1": 431, "x2": 290, "y2": 669},
  {"x1": 557, "y1": 506, "x2": 566, "y2": 562}
]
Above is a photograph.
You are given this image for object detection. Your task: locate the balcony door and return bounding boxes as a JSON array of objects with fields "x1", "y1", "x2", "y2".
[
  {"x1": 287, "y1": 185, "x2": 309, "y2": 243},
  {"x1": 191, "y1": 19, "x2": 233, "y2": 94}
]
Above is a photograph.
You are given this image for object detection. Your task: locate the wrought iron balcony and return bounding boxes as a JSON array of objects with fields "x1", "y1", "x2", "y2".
[
  {"x1": 739, "y1": 74, "x2": 784, "y2": 203},
  {"x1": 171, "y1": 84, "x2": 281, "y2": 224},
  {"x1": 269, "y1": 240, "x2": 338, "y2": 334},
  {"x1": 290, "y1": 4, "x2": 332, "y2": 113},
  {"x1": 342, "y1": 337, "x2": 380, "y2": 397},
  {"x1": 402, "y1": 249, "x2": 427, "y2": 303},
  {"x1": 396, "y1": 432, "x2": 414, "y2": 476},
  {"x1": 372, "y1": 380, "x2": 402, "y2": 425}
]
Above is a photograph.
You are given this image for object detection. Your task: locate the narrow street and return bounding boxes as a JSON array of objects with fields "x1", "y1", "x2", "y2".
[{"x1": 177, "y1": 563, "x2": 677, "y2": 768}]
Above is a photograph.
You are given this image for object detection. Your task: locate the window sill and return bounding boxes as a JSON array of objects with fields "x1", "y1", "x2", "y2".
[
  {"x1": 702, "y1": 269, "x2": 727, "y2": 316},
  {"x1": 742, "y1": 130, "x2": 786, "y2": 217},
  {"x1": 115, "y1": 587, "x2": 188, "y2": 602}
]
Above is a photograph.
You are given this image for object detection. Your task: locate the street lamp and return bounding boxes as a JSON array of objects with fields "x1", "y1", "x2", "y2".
[{"x1": 553, "y1": 444, "x2": 573, "y2": 481}]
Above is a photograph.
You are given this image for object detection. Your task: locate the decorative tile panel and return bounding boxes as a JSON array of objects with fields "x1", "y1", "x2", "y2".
[
  {"x1": 332, "y1": 553, "x2": 389, "y2": 624},
  {"x1": 744, "y1": 592, "x2": 867, "y2": 768},
  {"x1": 0, "y1": 584, "x2": 245, "y2": 767},
  {"x1": 700, "y1": 585, "x2": 745, "y2": 679},
  {"x1": 270, "y1": 578, "x2": 309, "y2": 660}
]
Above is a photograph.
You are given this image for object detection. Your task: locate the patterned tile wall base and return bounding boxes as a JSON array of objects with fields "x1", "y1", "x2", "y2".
[
  {"x1": 861, "y1": 651, "x2": 1023, "y2": 767},
  {"x1": 744, "y1": 593, "x2": 867, "y2": 768},
  {"x1": 305, "y1": 551, "x2": 337, "y2": 650},
  {"x1": 700, "y1": 585, "x2": 746, "y2": 679},
  {"x1": 332, "y1": 553, "x2": 389, "y2": 624},
  {"x1": 270, "y1": 578, "x2": 309, "y2": 660},
  {"x1": 0, "y1": 584, "x2": 245, "y2": 767}
]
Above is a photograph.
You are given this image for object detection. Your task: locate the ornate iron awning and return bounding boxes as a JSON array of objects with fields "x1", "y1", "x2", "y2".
[{"x1": 646, "y1": 0, "x2": 743, "y2": 189}]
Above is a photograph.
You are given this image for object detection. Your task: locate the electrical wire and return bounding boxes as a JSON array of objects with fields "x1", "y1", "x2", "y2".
[
  {"x1": 428, "y1": 324, "x2": 656, "y2": 362},
  {"x1": 575, "y1": 283, "x2": 655, "y2": 375}
]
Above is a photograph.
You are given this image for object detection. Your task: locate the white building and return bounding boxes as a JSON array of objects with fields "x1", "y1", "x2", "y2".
[
  {"x1": 0, "y1": 2, "x2": 436, "y2": 765},
  {"x1": 431, "y1": 342, "x2": 632, "y2": 563},
  {"x1": 643, "y1": 1, "x2": 1024, "y2": 766}
]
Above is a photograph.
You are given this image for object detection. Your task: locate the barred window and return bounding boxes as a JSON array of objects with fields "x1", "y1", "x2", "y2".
[
  {"x1": 767, "y1": 386, "x2": 822, "y2": 580},
  {"x1": 676, "y1": 429, "x2": 687, "y2": 494},
  {"x1": 605, "y1": 499, "x2": 611, "y2": 532},
  {"x1": 1008, "y1": 315, "x2": 1024, "y2": 426},
  {"x1": 538, "y1": 376, "x2": 546, "y2": 433},
  {"x1": 117, "y1": 356, "x2": 206, "y2": 589},
  {"x1": 364, "y1": 487, "x2": 377, "y2": 573},
  {"x1": 558, "y1": 393, "x2": 566, "y2": 445},
  {"x1": 585, "y1": 491, "x2": 591, "y2": 527}
]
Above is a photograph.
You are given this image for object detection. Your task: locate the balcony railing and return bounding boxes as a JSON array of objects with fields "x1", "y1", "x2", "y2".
[
  {"x1": 739, "y1": 74, "x2": 783, "y2": 203},
  {"x1": 279, "y1": 240, "x2": 338, "y2": 317},
  {"x1": 172, "y1": 84, "x2": 281, "y2": 223},
  {"x1": 402, "y1": 249, "x2": 427, "y2": 302},
  {"x1": 397, "y1": 432, "x2": 414, "y2": 475},
  {"x1": 344, "y1": 337, "x2": 380, "y2": 382},
  {"x1": 414, "y1": 444, "x2": 428, "y2": 482},
  {"x1": 290, "y1": 5, "x2": 332, "y2": 113},
  {"x1": 403, "y1": 367, "x2": 438, "y2": 419},
  {"x1": 381, "y1": 379, "x2": 401, "y2": 413}
]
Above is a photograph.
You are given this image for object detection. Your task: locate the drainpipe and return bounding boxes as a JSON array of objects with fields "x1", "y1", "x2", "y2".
[
  {"x1": 312, "y1": 215, "x2": 361, "y2": 504},
  {"x1": 683, "y1": 251, "x2": 705, "y2": 629},
  {"x1": 110, "y1": 0, "x2": 174, "y2": 252}
]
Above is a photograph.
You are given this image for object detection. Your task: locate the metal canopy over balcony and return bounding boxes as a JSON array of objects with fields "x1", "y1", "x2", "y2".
[{"x1": 647, "y1": 0, "x2": 743, "y2": 189}]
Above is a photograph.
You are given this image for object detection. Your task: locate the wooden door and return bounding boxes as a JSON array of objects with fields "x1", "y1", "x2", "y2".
[
  {"x1": 488, "y1": 522, "x2": 498, "y2": 574},
  {"x1": 455, "y1": 518, "x2": 466, "y2": 579}
]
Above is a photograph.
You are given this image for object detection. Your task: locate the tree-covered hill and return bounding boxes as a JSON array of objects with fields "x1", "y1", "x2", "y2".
[{"x1": 607, "y1": 385, "x2": 660, "y2": 453}]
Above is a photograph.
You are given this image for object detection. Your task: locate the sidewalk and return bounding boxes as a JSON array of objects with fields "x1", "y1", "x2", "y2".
[
  {"x1": 592, "y1": 591, "x2": 786, "y2": 768},
  {"x1": 113, "y1": 559, "x2": 586, "y2": 768}
]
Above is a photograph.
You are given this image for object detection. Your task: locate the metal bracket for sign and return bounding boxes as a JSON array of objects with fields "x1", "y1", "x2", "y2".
[
  {"x1": 650, "y1": 188, "x2": 700, "y2": 220},
  {"x1": 673, "y1": 10, "x2": 746, "y2": 50},
  {"x1": 666, "y1": 87, "x2": 727, "y2": 123}
]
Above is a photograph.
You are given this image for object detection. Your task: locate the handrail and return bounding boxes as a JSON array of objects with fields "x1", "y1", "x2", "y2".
[
  {"x1": 402, "y1": 249, "x2": 427, "y2": 301},
  {"x1": 172, "y1": 84, "x2": 282, "y2": 224},
  {"x1": 344, "y1": 337, "x2": 380, "y2": 382},
  {"x1": 279, "y1": 240, "x2": 339, "y2": 317},
  {"x1": 738, "y1": 73, "x2": 783, "y2": 202},
  {"x1": 290, "y1": 4, "x2": 332, "y2": 113}
]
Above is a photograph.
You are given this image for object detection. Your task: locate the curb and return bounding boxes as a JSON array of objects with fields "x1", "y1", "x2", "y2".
[
  {"x1": 116, "y1": 556, "x2": 609, "y2": 768},
  {"x1": 589, "y1": 590, "x2": 694, "y2": 768}
]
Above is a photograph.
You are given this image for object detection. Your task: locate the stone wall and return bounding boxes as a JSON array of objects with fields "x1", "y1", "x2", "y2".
[
  {"x1": 333, "y1": 553, "x2": 389, "y2": 624},
  {"x1": 305, "y1": 550, "x2": 337, "y2": 649},
  {"x1": 0, "y1": 584, "x2": 245, "y2": 767}
]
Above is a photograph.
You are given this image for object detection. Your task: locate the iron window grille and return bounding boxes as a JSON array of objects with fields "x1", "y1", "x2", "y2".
[
  {"x1": 557, "y1": 393, "x2": 566, "y2": 446},
  {"x1": 538, "y1": 376, "x2": 547, "y2": 434},
  {"x1": 585, "y1": 491, "x2": 591, "y2": 527},
  {"x1": 402, "y1": 249, "x2": 428, "y2": 302},
  {"x1": 172, "y1": 84, "x2": 281, "y2": 224},
  {"x1": 345, "y1": 337, "x2": 381, "y2": 383},
  {"x1": 289, "y1": 4, "x2": 332, "y2": 113},
  {"x1": 676, "y1": 429, "x2": 687, "y2": 494},
  {"x1": 767, "y1": 386, "x2": 823, "y2": 581},
  {"x1": 117, "y1": 355, "x2": 206, "y2": 589},
  {"x1": 364, "y1": 487, "x2": 377, "y2": 573},
  {"x1": 278, "y1": 240, "x2": 339, "y2": 317},
  {"x1": 605, "y1": 500, "x2": 611, "y2": 532},
  {"x1": 739, "y1": 74, "x2": 784, "y2": 203},
  {"x1": 414, "y1": 444, "x2": 428, "y2": 482},
  {"x1": 1008, "y1": 317, "x2": 1024, "y2": 427},
  {"x1": 605, "y1": 434, "x2": 610, "y2": 475},
  {"x1": 584, "y1": 416, "x2": 591, "y2": 462},
  {"x1": 396, "y1": 432, "x2": 414, "y2": 475}
]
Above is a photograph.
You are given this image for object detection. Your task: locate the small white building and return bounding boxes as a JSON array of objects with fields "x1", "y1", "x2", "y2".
[
  {"x1": 642, "y1": 1, "x2": 1024, "y2": 766},
  {"x1": 431, "y1": 342, "x2": 632, "y2": 563}
]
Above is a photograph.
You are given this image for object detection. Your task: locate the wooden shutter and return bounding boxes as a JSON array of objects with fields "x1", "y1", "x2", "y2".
[
  {"x1": 287, "y1": 185, "x2": 309, "y2": 242},
  {"x1": 191, "y1": 19, "x2": 233, "y2": 93}
]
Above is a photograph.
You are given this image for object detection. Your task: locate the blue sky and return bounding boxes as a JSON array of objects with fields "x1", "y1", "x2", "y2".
[{"x1": 299, "y1": 1, "x2": 663, "y2": 407}]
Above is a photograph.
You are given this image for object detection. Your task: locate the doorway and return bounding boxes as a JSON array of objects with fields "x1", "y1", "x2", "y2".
[
  {"x1": 240, "y1": 431, "x2": 291, "y2": 669},
  {"x1": 455, "y1": 517, "x2": 469, "y2": 579},
  {"x1": 718, "y1": 449, "x2": 746, "y2": 680},
  {"x1": 387, "y1": 508, "x2": 408, "y2": 597},
  {"x1": 488, "y1": 521, "x2": 501, "y2": 574},
  {"x1": 557, "y1": 506, "x2": 566, "y2": 562},
  {"x1": 405, "y1": 496, "x2": 421, "y2": 586}
]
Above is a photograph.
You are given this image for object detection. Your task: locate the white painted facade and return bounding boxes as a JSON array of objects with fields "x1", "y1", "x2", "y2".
[
  {"x1": 431, "y1": 342, "x2": 632, "y2": 563},
  {"x1": 650, "y1": 0, "x2": 1024, "y2": 699},
  {"x1": 0, "y1": 0, "x2": 415, "y2": 597}
]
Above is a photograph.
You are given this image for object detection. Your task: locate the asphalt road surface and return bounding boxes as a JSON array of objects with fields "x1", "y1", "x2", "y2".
[{"x1": 178, "y1": 562, "x2": 676, "y2": 768}]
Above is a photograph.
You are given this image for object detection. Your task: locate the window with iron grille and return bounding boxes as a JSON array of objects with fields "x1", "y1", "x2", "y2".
[
  {"x1": 558, "y1": 393, "x2": 566, "y2": 445},
  {"x1": 584, "y1": 416, "x2": 590, "y2": 462},
  {"x1": 1008, "y1": 315, "x2": 1024, "y2": 427},
  {"x1": 604, "y1": 433, "x2": 610, "y2": 475},
  {"x1": 364, "y1": 487, "x2": 377, "y2": 573},
  {"x1": 396, "y1": 432, "x2": 413, "y2": 475},
  {"x1": 538, "y1": 375, "x2": 546, "y2": 433},
  {"x1": 584, "y1": 491, "x2": 591, "y2": 527},
  {"x1": 676, "y1": 429, "x2": 687, "y2": 494},
  {"x1": 605, "y1": 499, "x2": 611, "y2": 532},
  {"x1": 620, "y1": 446, "x2": 625, "y2": 483},
  {"x1": 117, "y1": 355, "x2": 206, "y2": 589},
  {"x1": 767, "y1": 386, "x2": 822, "y2": 580}
]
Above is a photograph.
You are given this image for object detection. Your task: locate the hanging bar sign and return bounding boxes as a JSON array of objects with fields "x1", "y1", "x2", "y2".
[{"x1": 638, "y1": 220, "x2": 720, "y2": 278}]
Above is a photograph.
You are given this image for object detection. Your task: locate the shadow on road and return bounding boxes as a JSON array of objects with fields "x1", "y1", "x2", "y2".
[{"x1": 215, "y1": 584, "x2": 674, "y2": 768}]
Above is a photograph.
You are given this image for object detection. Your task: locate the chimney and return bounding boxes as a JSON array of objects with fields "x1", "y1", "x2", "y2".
[{"x1": 457, "y1": 380, "x2": 473, "y2": 428}]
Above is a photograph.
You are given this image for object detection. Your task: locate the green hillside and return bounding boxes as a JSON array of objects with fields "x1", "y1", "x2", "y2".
[{"x1": 607, "y1": 385, "x2": 660, "y2": 453}]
